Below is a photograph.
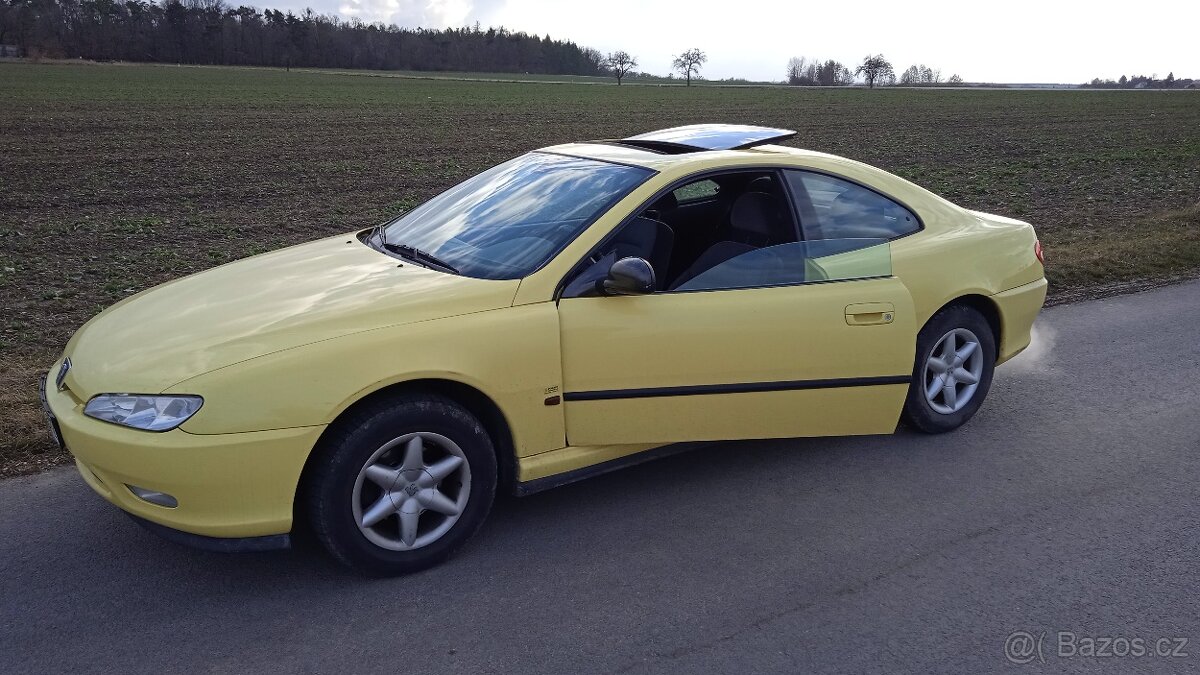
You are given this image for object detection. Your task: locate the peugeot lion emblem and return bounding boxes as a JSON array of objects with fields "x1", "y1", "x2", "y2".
[{"x1": 55, "y1": 358, "x2": 71, "y2": 391}]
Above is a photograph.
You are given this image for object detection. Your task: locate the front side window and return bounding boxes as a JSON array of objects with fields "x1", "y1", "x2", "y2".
[
  {"x1": 673, "y1": 238, "x2": 891, "y2": 292},
  {"x1": 785, "y1": 170, "x2": 920, "y2": 241},
  {"x1": 672, "y1": 179, "x2": 720, "y2": 203},
  {"x1": 560, "y1": 169, "x2": 898, "y2": 297},
  {"x1": 378, "y1": 152, "x2": 652, "y2": 279},
  {"x1": 562, "y1": 170, "x2": 799, "y2": 297}
]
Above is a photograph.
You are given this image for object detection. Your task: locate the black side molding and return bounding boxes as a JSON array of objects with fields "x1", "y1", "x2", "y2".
[{"x1": 563, "y1": 375, "x2": 911, "y2": 402}]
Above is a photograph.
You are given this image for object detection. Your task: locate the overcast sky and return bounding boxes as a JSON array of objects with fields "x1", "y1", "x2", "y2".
[{"x1": 253, "y1": 0, "x2": 1198, "y2": 83}]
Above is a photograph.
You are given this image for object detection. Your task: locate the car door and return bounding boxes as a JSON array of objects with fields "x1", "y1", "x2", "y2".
[{"x1": 556, "y1": 240, "x2": 917, "y2": 447}]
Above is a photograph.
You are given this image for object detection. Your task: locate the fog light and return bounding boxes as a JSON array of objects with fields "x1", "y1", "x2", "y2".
[{"x1": 126, "y1": 484, "x2": 178, "y2": 508}]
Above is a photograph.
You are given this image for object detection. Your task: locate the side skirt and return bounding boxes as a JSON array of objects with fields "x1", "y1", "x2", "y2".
[{"x1": 514, "y1": 441, "x2": 709, "y2": 496}]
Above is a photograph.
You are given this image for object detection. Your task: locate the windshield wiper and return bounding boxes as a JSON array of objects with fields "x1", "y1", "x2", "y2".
[{"x1": 382, "y1": 242, "x2": 460, "y2": 274}]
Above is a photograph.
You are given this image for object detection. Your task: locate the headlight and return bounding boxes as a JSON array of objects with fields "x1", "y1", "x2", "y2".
[{"x1": 83, "y1": 394, "x2": 203, "y2": 432}]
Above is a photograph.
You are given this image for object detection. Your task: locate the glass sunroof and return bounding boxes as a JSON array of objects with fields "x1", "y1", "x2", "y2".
[{"x1": 623, "y1": 124, "x2": 796, "y2": 151}]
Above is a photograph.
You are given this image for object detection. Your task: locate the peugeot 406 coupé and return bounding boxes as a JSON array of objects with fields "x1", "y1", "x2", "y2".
[{"x1": 41, "y1": 124, "x2": 1047, "y2": 575}]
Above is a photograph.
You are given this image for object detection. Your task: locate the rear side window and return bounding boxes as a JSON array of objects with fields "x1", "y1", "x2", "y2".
[
  {"x1": 673, "y1": 179, "x2": 720, "y2": 203},
  {"x1": 785, "y1": 170, "x2": 919, "y2": 241}
]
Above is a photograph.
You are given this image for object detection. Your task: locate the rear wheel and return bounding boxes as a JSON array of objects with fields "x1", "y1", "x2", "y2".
[
  {"x1": 902, "y1": 305, "x2": 996, "y2": 434},
  {"x1": 307, "y1": 394, "x2": 496, "y2": 576}
]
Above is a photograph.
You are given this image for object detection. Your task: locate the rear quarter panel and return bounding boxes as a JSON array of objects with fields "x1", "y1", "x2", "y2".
[
  {"x1": 796, "y1": 151, "x2": 1045, "y2": 357},
  {"x1": 890, "y1": 203, "x2": 1045, "y2": 365},
  {"x1": 891, "y1": 212, "x2": 1043, "y2": 325}
]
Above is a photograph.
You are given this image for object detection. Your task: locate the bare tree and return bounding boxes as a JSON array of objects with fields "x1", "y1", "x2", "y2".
[
  {"x1": 605, "y1": 50, "x2": 638, "y2": 85},
  {"x1": 816, "y1": 59, "x2": 850, "y2": 86},
  {"x1": 948, "y1": 74, "x2": 963, "y2": 85},
  {"x1": 581, "y1": 47, "x2": 605, "y2": 71},
  {"x1": 787, "y1": 56, "x2": 853, "y2": 86},
  {"x1": 900, "y1": 64, "x2": 946, "y2": 86},
  {"x1": 855, "y1": 54, "x2": 894, "y2": 88},
  {"x1": 786, "y1": 56, "x2": 807, "y2": 84},
  {"x1": 672, "y1": 48, "x2": 707, "y2": 86},
  {"x1": 836, "y1": 63, "x2": 855, "y2": 85}
]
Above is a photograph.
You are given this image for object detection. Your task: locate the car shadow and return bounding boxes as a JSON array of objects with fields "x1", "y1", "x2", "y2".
[
  {"x1": 33, "y1": 429, "x2": 932, "y2": 589},
  {"x1": 2, "y1": 422, "x2": 992, "y2": 674}
]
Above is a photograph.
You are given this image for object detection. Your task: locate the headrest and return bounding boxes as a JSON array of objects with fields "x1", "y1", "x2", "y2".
[
  {"x1": 612, "y1": 216, "x2": 659, "y2": 249},
  {"x1": 729, "y1": 192, "x2": 778, "y2": 236},
  {"x1": 747, "y1": 176, "x2": 777, "y2": 194}
]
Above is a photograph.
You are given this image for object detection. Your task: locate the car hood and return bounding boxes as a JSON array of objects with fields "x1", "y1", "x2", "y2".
[{"x1": 64, "y1": 235, "x2": 520, "y2": 397}]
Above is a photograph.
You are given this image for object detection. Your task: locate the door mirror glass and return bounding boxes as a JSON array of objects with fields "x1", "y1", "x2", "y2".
[{"x1": 600, "y1": 257, "x2": 656, "y2": 295}]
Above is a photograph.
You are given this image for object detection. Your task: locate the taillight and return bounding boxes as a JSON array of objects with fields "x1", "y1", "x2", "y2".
[{"x1": 1035, "y1": 239, "x2": 1044, "y2": 264}]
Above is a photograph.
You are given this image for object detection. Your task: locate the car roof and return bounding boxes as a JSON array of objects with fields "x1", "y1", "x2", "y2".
[
  {"x1": 537, "y1": 123, "x2": 855, "y2": 172},
  {"x1": 539, "y1": 139, "x2": 841, "y2": 172},
  {"x1": 541, "y1": 127, "x2": 962, "y2": 221}
]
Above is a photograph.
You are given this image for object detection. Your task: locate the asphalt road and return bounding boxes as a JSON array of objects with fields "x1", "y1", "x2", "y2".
[{"x1": 2, "y1": 281, "x2": 1199, "y2": 674}]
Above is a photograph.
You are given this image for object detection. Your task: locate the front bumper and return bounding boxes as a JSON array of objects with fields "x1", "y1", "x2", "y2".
[
  {"x1": 127, "y1": 513, "x2": 292, "y2": 552},
  {"x1": 42, "y1": 368, "x2": 324, "y2": 540}
]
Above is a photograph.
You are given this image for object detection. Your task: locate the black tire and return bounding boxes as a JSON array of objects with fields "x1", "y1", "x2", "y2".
[
  {"x1": 902, "y1": 304, "x2": 996, "y2": 434},
  {"x1": 306, "y1": 393, "x2": 496, "y2": 576}
]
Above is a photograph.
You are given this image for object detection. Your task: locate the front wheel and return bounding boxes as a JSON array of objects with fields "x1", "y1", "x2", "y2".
[
  {"x1": 902, "y1": 305, "x2": 996, "y2": 434},
  {"x1": 306, "y1": 394, "x2": 497, "y2": 576}
]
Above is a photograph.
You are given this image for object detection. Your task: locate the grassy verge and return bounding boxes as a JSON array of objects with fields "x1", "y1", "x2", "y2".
[{"x1": 1, "y1": 62, "x2": 1198, "y2": 476}]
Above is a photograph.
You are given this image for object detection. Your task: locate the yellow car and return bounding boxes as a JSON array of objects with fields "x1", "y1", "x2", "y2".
[{"x1": 41, "y1": 125, "x2": 1046, "y2": 575}]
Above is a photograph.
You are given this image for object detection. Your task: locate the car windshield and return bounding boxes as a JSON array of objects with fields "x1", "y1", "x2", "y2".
[{"x1": 376, "y1": 152, "x2": 653, "y2": 279}]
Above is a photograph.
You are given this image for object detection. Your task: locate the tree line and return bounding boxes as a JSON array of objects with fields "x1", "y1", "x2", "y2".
[
  {"x1": 786, "y1": 56, "x2": 854, "y2": 86},
  {"x1": 1082, "y1": 73, "x2": 1195, "y2": 89},
  {"x1": 787, "y1": 54, "x2": 961, "y2": 87},
  {"x1": 898, "y1": 63, "x2": 963, "y2": 86},
  {"x1": 0, "y1": 0, "x2": 607, "y2": 74}
]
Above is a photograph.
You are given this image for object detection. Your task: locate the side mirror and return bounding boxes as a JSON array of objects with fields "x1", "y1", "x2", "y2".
[{"x1": 598, "y1": 257, "x2": 655, "y2": 296}]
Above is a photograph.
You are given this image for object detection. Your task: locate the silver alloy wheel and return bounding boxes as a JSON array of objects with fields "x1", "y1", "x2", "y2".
[
  {"x1": 352, "y1": 432, "x2": 471, "y2": 551},
  {"x1": 922, "y1": 327, "x2": 984, "y2": 415}
]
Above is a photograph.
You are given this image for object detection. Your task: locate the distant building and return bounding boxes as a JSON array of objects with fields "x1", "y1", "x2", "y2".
[{"x1": 0, "y1": 45, "x2": 22, "y2": 58}]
